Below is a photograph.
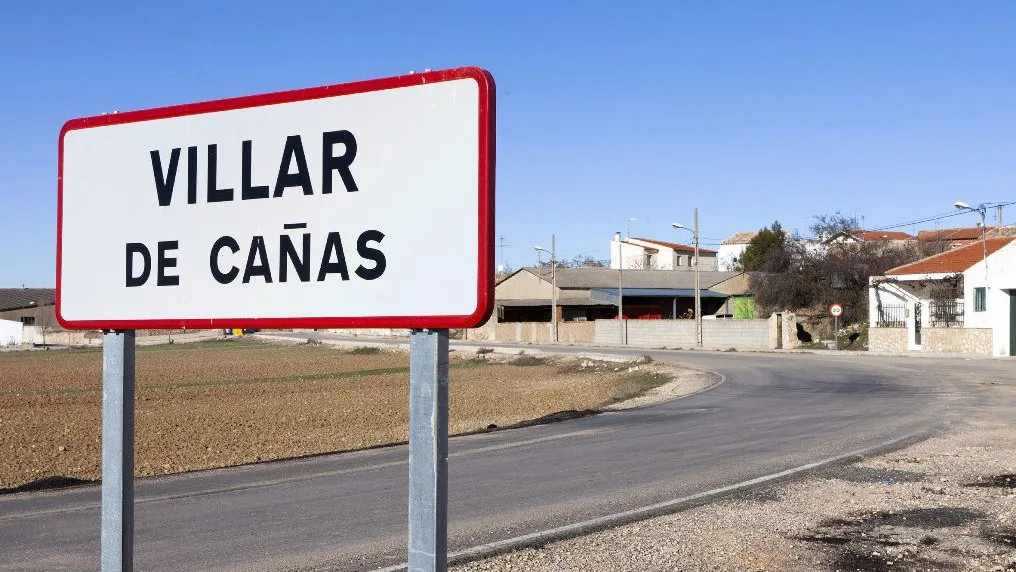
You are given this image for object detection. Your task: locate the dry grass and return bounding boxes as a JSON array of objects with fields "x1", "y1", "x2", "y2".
[
  {"x1": 0, "y1": 340, "x2": 640, "y2": 489},
  {"x1": 610, "y1": 371, "x2": 673, "y2": 403}
]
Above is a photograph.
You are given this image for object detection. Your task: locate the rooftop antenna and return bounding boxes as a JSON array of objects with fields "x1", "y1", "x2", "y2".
[{"x1": 497, "y1": 235, "x2": 513, "y2": 272}]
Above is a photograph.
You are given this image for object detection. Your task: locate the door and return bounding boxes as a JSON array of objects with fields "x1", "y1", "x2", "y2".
[
  {"x1": 1010, "y1": 293, "x2": 1016, "y2": 356},
  {"x1": 914, "y1": 302, "x2": 922, "y2": 347}
]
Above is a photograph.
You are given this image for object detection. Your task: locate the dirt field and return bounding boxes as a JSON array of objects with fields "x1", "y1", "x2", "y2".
[{"x1": 0, "y1": 339, "x2": 665, "y2": 490}]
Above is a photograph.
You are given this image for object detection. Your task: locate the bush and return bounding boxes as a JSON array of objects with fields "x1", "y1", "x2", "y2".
[{"x1": 509, "y1": 355, "x2": 546, "y2": 367}]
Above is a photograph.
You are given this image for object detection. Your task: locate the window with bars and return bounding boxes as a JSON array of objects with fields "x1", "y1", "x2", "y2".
[
  {"x1": 929, "y1": 299, "x2": 964, "y2": 327},
  {"x1": 974, "y1": 287, "x2": 986, "y2": 312},
  {"x1": 875, "y1": 303, "x2": 907, "y2": 328}
]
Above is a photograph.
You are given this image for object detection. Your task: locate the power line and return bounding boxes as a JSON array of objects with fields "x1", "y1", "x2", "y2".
[{"x1": 870, "y1": 201, "x2": 1016, "y2": 232}]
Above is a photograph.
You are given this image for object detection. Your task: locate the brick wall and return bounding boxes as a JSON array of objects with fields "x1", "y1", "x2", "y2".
[{"x1": 869, "y1": 327, "x2": 907, "y2": 353}]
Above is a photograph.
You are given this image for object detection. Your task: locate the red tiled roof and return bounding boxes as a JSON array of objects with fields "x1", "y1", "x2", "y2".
[
  {"x1": 886, "y1": 238, "x2": 1015, "y2": 276},
  {"x1": 849, "y1": 229, "x2": 913, "y2": 241},
  {"x1": 630, "y1": 237, "x2": 718, "y2": 255},
  {"x1": 916, "y1": 227, "x2": 985, "y2": 241}
]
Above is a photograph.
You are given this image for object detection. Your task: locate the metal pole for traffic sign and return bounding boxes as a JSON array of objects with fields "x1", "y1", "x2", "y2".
[
  {"x1": 834, "y1": 315, "x2": 839, "y2": 350},
  {"x1": 408, "y1": 329, "x2": 449, "y2": 572},
  {"x1": 101, "y1": 330, "x2": 136, "y2": 572}
]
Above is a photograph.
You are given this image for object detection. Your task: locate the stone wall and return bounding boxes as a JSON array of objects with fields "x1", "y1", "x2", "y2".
[
  {"x1": 780, "y1": 312, "x2": 798, "y2": 350},
  {"x1": 923, "y1": 327, "x2": 993, "y2": 355},
  {"x1": 868, "y1": 327, "x2": 907, "y2": 353}
]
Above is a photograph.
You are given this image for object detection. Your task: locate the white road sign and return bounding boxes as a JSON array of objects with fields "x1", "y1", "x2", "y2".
[
  {"x1": 57, "y1": 67, "x2": 495, "y2": 330},
  {"x1": 830, "y1": 304, "x2": 843, "y2": 317}
]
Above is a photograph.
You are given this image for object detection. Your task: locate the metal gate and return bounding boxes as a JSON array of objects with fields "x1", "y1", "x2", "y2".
[{"x1": 914, "y1": 302, "x2": 922, "y2": 346}]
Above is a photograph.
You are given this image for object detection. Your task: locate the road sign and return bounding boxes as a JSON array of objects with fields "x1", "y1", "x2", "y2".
[
  {"x1": 829, "y1": 304, "x2": 843, "y2": 318},
  {"x1": 58, "y1": 67, "x2": 495, "y2": 330}
]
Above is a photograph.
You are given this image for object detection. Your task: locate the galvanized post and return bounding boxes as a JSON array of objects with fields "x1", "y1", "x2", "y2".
[
  {"x1": 834, "y1": 316, "x2": 839, "y2": 350},
  {"x1": 408, "y1": 329, "x2": 449, "y2": 572},
  {"x1": 101, "y1": 330, "x2": 136, "y2": 572}
]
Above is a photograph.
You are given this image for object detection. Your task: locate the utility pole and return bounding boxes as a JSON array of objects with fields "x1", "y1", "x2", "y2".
[
  {"x1": 551, "y1": 235, "x2": 557, "y2": 342},
  {"x1": 694, "y1": 207, "x2": 702, "y2": 347}
]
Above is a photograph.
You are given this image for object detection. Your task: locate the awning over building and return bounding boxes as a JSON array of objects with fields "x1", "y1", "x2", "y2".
[
  {"x1": 589, "y1": 288, "x2": 727, "y2": 305},
  {"x1": 495, "y1": 298, "x2": 612, "y2": 308}
]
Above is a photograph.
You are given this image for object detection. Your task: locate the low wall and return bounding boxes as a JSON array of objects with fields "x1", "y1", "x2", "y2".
[
  {"x1": 868, "y1": 327, "x2": 907, "y2": 353},
  {"x1": 594, "y1": 318, "x2": 775, "y2": 350},
  {"x1": 324, "y1": 328, "x2": 412, "y2": 338},
  {"x1": 21, "y1": 327, "x2": 102, "y2": 346},
  {"x1": 470, "y1": 321, "x2": 596, "y2": 344},
  {"x1": 922, "y1": 327, "x2": 993, "y2": 355}
]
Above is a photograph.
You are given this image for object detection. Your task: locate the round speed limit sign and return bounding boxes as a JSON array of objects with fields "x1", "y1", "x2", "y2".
[{"x1": 829, "y1": 304, "x2": 843, "y2": 318}]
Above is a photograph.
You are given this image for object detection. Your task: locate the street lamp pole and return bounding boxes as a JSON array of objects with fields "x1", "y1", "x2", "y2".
[
  {"x1": 955, "y1": 201, "x2": 989, "y2": 286},
  {"x1": 534, "y1": 236, "x2": 557, "y2": 342},
  {"x1": 615, "y1": 231, "x2": 624, "y2": 344},
  {"x1": 673, "y1": 211, "x2": 702, "y2": 347}
]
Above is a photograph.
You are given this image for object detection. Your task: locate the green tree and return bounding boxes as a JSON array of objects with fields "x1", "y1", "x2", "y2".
[{"x1": 738, "y1": 221, "x2": 786, "y2": 271}]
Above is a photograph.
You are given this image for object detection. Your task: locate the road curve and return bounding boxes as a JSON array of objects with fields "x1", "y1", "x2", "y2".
[{"x1": 0, "y1": 342, "x2": 998, "y2": 572}]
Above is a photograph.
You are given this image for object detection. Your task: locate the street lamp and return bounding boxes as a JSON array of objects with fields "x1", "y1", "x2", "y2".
[
  {"x1": 534, "y1": 235, "x2": 557, "y2": 342},
  {"x1": 673, "y1": 209, "x2": 702, "y2": 347},
  {"x1": 955, "y1": 201, "x2": 989, "y2": 285},
  {"x1": 614, "y1": 231, "x2": 624, "y2": 344}
]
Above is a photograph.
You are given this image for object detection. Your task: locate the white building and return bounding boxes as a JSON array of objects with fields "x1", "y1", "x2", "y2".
[
  {"x1": 868, "y1": 237, "x2": 1016, "y2": 356},
  {"x1": 609, "y1": 236, "x2": 717, "y2": 271},
  {"x1": 0, "y1": 319, "x2": 22, "y2": 347},
  {"x1": 717, "y1": 231, "x2": 757, "y2": 271}
]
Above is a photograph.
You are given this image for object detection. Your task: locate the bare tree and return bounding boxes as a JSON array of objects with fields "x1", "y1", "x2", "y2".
[
  {"x1": 566, "y1": 254, "x2": 608, "y2": 268},
  {"x1": 749, "y1": 239, "x2": 924, "y2": 324},
  {"x1": 810, "y1": 211, "x2": 861, "y2": 239},
  {"x1": 35, "y1": 311, "x2": 58, "y2": 347}
]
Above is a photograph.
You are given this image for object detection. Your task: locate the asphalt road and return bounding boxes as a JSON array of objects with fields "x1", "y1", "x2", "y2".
[{"x1": 0, "y1": 341, "x2": 1003, "y2": 572}]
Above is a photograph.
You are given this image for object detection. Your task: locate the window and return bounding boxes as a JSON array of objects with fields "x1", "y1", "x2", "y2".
[
  {"x1": 974, "y1": 287, "x2": 987, "y2": 312},
  {"x1": 20, "y1": 316, "x2": 35, "y2": 325}
]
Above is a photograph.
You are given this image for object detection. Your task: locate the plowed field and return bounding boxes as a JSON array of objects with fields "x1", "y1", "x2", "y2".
[{"x1": 0, "y1": 339, "x2": 640, "y2": 490}]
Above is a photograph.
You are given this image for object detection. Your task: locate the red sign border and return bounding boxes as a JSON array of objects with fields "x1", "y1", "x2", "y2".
[
  {"x1": 57, "y1": 67, "x2": 495, "y2": 330},
  {"x1": 829, "y1": 303, "x2": 843, "y2": 317}
]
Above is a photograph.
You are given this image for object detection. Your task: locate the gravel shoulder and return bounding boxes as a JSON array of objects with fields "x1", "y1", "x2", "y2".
[{"x1": 454, "y1": 377, "x2": 1016, "y2": 572}]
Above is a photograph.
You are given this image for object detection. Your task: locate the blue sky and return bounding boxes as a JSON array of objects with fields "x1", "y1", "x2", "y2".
[{"x1": 2, "y1": 1, "x2": 1014, "y2": 285}]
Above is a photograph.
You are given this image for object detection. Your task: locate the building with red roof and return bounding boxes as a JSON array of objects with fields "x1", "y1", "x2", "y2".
[
  {"x1": 610, "y1": 236, "x2": 718, "y2": 271},
  {"x1": 869, "y1": 238, "x2": 1016, "y2": 356}
]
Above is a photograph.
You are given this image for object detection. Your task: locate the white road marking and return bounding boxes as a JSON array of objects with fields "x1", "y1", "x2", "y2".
[{"x1": 372, "y1": 433, "x2": 919, "y2": 572}]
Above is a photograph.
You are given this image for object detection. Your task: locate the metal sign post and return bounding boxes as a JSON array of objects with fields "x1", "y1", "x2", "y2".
[
  {"x1": 58, "y1": 67, "x2": 492, "y2": 571},
  {"x1": 829, "y1": 304, "x2": 843, "y2": 351},
  {"x1": 101, "y1": 330, "x2": 136, "y2": 572},
  {"x1": 408, "y1": 329, "x2": 450, "y2": 572}
]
